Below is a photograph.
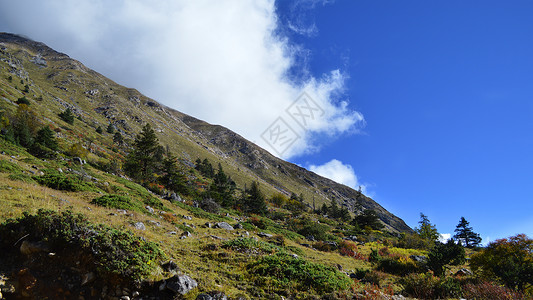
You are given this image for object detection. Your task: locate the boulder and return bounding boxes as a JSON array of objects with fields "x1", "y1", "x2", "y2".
[
  {"x1": 133, "y1": 222, "x2": 146, "y2": 231},
  {"x1": 455, "y1": 268, "x2": 473, "y2": 277},
  {"x1": 166, "y1": 275, "x2": 198, "y2": 295},
  {"x1": 162, "y1": 261, "x2": 179, "y2": 273},
  {"x1": 145, "y1": 206, "x2": 155, "y2": 214},
  {"x1": 20, "y1": 240, "x2": 49, "y2": 255},
  {"x1": 215, "y1": 222, "x2": 234, "y2": 230},
  {"x1": 258, "y1": 232, "x2": 273, "y2": 238}
]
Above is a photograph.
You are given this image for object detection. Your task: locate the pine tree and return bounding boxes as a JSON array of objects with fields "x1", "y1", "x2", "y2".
[
  {"x1": 416, "y1": 213, "x2": 439, "y2": 242},
  {"x1": 159, "y1": 152, "x2": 189, "y2": 195},
  {"x1": 58, "y1": 108, "x2": 75, "y2": 124},
  {"x1": 106, "y1": 123, "x2": 115, "y2": 134},
  {"x1": 113, "y1": 132, "x2": 124, "y2": 145},
  {"x1": 124, "y1": 123, "x2": 163, "y2": 182},
  {"x1": 453, "y1": 217, "x2": 482, "y2": 248},
  {"x1": 242, "y1": 181, "x2": 267, "y2": 215},
  {"x1": 352, "y1": 209, "x2": 384, "y2": 230}
]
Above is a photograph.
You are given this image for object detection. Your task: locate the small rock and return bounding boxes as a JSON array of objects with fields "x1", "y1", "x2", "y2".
[
  {"x1": 148, "y1": 220, "x2": 161, "y2": 227},
  {"x1": 117, "y1": 209, "x2": 127, "y2": 214},
  {"x1": 81, "y1": 272, "x2": 95, "y2": 286},
  {"x1": 20, "y1": 240, "x2": 49, "y2": 255},
  {"x1": 258, "y1": 232, "x2": 273, "y2": 238},
  {"x1": 410, "y1": 255, "x2": 427, "y2": 263},
  {"x1": 168, "y1": 231, "x2": 178, "y2": 235},
  {"x1": 132, "y1": 291, "x2": 140, "y2": 298},
  {"x1": 306, "y1": 235, "x2": 316, "y2": 241},
  {"x1": 234, "y1": 223, "x2": 243, "y2": 229},
  {"x1": 205, "y1": 222, "x2": 212, "y2": 228},
  {"x1": 162, "y1": 261, "x2": 179, "y2": 273},
  {"x1": 455, "y1": 268, "x2": 473, "y2": 277},
  {"x1": 214, "y1": 222, "x2": 234, "y2": 230},
  {"x1": 145, "y1": 206, "x2": 155, "y2": 214},
  {"x1": 196, "y1": 294, "x2": 213, "y2": 300},
  {"x1": 182, "y1": 231, "x2": 192, "y2": 238},
  {"x1": 133, "y1": 222, "x2": 146, "y2": 231},
  {"x1": 183, "y1": 215, "x2": 192, "y2": 221},
  {"x1": 291, "y1": 254, "x2": 299, "y2": 258},
  {"x1": 120, "y1": 296, "x2": 130, "y2": 300},
  {"x1": 166, "y1": 275, "x2": 198, "y2": 295}
]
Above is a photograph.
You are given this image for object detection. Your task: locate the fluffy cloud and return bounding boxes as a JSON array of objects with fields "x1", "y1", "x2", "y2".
[
  {"x1": 0, "y1": 0, "x2": 364, "y2": 159},
  {"x1": 309, "y1": 159, "x2": 365, "y2": 191},
  {"x1": 439, "y1": 233, "x2": 451, "y2": 243}
]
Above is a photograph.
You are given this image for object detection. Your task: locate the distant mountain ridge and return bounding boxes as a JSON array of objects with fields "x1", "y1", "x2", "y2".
[{"x1": 0, "y1": 32, "x2": 412, "y2": 233}]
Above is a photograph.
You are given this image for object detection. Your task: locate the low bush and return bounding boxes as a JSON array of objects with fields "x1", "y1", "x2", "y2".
[
  {"x1": 0, "y1": 209, "x2": 164, "y2": 281},
  {"x1": 34, "y1": 173, "x2": 98, "y2": 192},
  {"x1": 377, "y1": 256, "x2": 421, "y2": 276},
  {"x1": 401, "y1": 273, "x2": 461, "y2": 299},
  {"x1": 91, "y1": 194, "x2": 141, "y2": 212},
  {"x1": 248, "y1": 252, "x2": 352, "y2": 295}
]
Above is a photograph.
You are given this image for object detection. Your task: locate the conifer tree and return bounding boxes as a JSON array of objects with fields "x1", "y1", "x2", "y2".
[
  {"x1": 453, "y1": 217, "x2": 482, "y2": 248},
  {"x1": 242, "y1": 181, "x2": 267, "y2": 215},
  {"x1": 124, "y1": 123, "x2": 163, "y2": 182},
  {"x1": 416, "y1": 213, "x2": 439, "y2": 242},
  {"x1": 159, "y1": 152, "x2": 189, "y2": 195}
]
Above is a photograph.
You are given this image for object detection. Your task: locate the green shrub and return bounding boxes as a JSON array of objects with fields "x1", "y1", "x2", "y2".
[
  {"x1": 401, "y1": 273, "x2": 462, "y2": 299},
  {"x1": 91, "y1": 194, "x2": 140, "y2": 211},
  {"x1": 0, "y1": 209, "x2": 164, "y2": 281},
  {"x1": 0, "y1": 159, "x2": 22, "y2": 174},
  {"x1": 16, "y1": 96, "x2": 30, "y2": 105},
  {"x1": 377, "y1": 256, "x2": 421, "y2": 276},
  {"x1": 34, "y1": 172, "x2": 99, "y2": 192},
  {"x1": 248, "y1": 252, "x2": 352, "y2": 294}
]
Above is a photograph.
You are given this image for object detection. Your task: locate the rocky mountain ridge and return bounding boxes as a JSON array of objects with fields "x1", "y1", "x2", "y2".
[{"x1": 0, "y1": 32, "x2": 411, "y2": 233}]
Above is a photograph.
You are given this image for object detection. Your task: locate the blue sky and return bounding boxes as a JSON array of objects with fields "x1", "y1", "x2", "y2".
[
  {"x1": 1, "y1": 1, "x2": 532, "y2": 242},
  {"x1": 278, "y1": 0, "x2": 533, "y2": 242}
]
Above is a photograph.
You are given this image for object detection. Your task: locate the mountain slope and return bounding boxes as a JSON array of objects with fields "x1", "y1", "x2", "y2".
[{"x1": 0, "y1": 32, "x2": 411, "y2": 233}]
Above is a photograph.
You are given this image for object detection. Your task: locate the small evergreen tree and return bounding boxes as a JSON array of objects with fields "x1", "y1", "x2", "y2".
[
  {"x1": 16, "y1": 96, "x2": 30, "y2": 105},
  {"x1": 58, "y1": 108, "x2": 75, "y2": 124},
  {"x1": 416, "y1": 213, "x2": 439, "y2": 243},
  {"x1": 352, "y1": 209, "x2": 384, "y2": 230},
  {"x1": 113, "y1": 131, "x2": 124, "y2": 145},
  {"x1": 124, "y1": 123, "x2": 163, "y2": 182},
  {"x1": 106, "y1": 123, "x2": 115, "y2": 134},
  {"x1": 453, "y1": 217, "x2": 482, "y2": 248},
  {"x1": 96, "y1": 126, "x2": 103, "y2": 134},
  {"x1": 159, "y1": 152, "x2": 189, "y2": 195},
  {"x1": 242, "y1": 181, "x2": 267, "y2": 215},
  {"x1": 34, "y1": 126, "x2": 58, "y2": 151}
]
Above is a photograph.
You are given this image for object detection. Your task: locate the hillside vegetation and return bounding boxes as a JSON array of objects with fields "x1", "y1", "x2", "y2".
[{"x1": 0, "y1": 33, "x2": 531, "y2": 299}]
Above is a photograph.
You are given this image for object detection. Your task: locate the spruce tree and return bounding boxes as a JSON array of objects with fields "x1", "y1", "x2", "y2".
[
  {"x1": 242, "y1": 181, "x2": 267, "y2": 215},
  {"x1": 453, "y1": 217, "x2": 482, "y2": 248},
  {"x1": 106, "y1": 123, "x2": 115, "y2": 134},
  {"x1": 352, "y1": 209, "x2": 384, "y2": 230},
  {"x1": 124, "y1": 123, "x2": 163, "y2": 182},
  {"x1": 416, "y1": 213, "x2": 439, "y2": 242}
]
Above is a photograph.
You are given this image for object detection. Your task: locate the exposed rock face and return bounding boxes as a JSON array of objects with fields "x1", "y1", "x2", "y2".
[{"x1": 165, "y1": 275, "x2": 198, "y2": 295}]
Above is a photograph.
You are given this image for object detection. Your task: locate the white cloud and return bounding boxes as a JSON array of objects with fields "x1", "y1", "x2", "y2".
[
  {"x1": 439, "y1": 233, "x2": 451, "y2": 243},
  {"x1": 309, "y1": 159, "x2": 366, "y2": 191},
  {"x1": 0, "y1": 0, "x2": 364, "y2": 159}
]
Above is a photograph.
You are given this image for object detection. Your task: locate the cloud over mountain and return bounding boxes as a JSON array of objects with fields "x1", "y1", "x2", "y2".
[{"x1": 0, "y1": 0, "x2": 364, "y2": 158}]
